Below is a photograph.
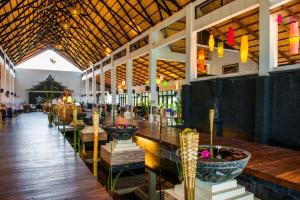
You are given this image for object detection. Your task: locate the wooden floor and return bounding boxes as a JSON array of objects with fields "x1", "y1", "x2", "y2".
[
  {"x1": 109, "y1": 117, "x2": 300, "y2": 193},
  {"x1": 0, "y1": 112, "x2": 111, "y2": 200}
]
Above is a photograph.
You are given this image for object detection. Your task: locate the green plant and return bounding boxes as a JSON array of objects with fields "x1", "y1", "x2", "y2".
[
  {"x1": 174, "y1": 99, "x2": 183, "y2": 125},
  {"x1": 170, "y1": 145, "x2": 183, "y2": 182},
  {"x1": 107, "y1": 141, "x2": 127, "y2": 195}
]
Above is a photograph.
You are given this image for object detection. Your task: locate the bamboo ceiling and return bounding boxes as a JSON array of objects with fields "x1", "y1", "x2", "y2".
[
  {"x1": 1, "y1": 0, "x2": 299, "y2": 75},
  {"x1": 0, "y1": 0, "x2": 193, "y2": 69}
]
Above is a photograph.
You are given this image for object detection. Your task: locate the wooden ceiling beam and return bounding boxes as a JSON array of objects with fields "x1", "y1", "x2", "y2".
[
  {"x1": 115, "y1": 0, "x2": 142, "y2": 34},
  {"x1": 100, "y1": 1, "x2": 131, "y2": 41},
  {"x1": 79, "y1": 0, "x2": 123, "y2": 46},
  {"x1": 126, "y1": 1, "x2": 154, "y2": 26}
]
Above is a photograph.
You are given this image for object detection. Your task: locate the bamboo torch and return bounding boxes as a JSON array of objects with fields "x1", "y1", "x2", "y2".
[
  {"x1": 209, "y1": 109, "x2": 214, "y2": 157},
  {"x1": 93, "y1": 111, "x2": 99, "y2": 177},
  {"x1": 180, "y1": 130, "x2": 199, "y2": 200}
]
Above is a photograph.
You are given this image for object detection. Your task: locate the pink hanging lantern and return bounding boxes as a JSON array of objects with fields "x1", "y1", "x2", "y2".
[
  {"x1": 289, "y1": 21, "x2": 299, "y2": 55},
  {"x1": 277, "y1": 14, "x2": 283, "y2": 25},
  {"x1": 227, "y1": 26, "x2": 235, "y2": 46}
]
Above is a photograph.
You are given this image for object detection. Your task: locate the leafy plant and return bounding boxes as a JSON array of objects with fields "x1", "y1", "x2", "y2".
[{"x1": 170, "y1": 145, "x2": 183, "y2": 182}]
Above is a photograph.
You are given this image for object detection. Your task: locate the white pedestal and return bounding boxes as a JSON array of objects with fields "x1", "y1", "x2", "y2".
[{"x1": 164, "y1": 179, "x2": 255, "y2": 200}]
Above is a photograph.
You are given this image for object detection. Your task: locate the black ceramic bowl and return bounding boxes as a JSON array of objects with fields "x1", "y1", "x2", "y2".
[
  {"x1": 196, "y1": 145, "x2": 251, "y2": 183},
  {"x1": 103, "y1": 125, "x2": 137, "y2": 140}
]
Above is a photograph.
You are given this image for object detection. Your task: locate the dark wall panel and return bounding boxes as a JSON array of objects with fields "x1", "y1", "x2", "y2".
[
  {"x1": 188, "y1": 80, "x2": 216, "y2": 132},
  {"x1": 269, "y1": 70, "x2": 300, "y2": 150},
  {"x1": 221, "y1": 76, "x2": 256, "y2": 140}
]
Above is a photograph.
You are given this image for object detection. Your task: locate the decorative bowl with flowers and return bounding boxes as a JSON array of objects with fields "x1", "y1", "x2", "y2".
[{"x1": 197, "y1": 145, "x2": 251, "y2": 183}]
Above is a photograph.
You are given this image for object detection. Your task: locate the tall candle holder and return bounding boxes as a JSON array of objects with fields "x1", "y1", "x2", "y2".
[
  {"x1": 73, "y1": 107, "x2": 78, "y2": 152},
  {"x1": 209, "y1": 109, "x2": 214, "y2": 157},
  {"x1": 179, "y1": 129, "x2": 199, "y2": 200},
  {"x1": 93, "y1": 111, "x2": 100, "y2": 177}
]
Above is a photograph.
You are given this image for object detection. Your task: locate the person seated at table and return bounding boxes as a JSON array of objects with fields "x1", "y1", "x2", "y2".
[{"x1": 0, "y1": 103, "x2": 7, "y2": 120}]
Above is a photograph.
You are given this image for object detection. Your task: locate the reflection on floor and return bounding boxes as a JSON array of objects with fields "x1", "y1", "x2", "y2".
[{"x1": 0, "y1": 112, "x2": 110, "y2": 200}]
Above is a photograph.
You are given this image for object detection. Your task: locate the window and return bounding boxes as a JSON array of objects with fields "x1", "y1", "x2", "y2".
[
  {"x1": 158, "y1": 90, "x2": 177, "y2": 108},
  {"x1": 119, "y1": 94, "x2": 127, "y2": 107}
]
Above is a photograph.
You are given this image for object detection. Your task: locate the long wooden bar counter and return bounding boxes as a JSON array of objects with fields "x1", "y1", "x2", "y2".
[{"x1": 108, "y1": 117, "x2": 300, "y2": 193}]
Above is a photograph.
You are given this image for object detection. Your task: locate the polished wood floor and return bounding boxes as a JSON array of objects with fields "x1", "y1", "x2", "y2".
[{"x1": 0, "y1": 112, "x2": 111, "y2": 200}]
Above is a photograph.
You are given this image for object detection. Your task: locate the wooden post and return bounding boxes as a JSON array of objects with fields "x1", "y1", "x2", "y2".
[{"x1": 93, "y1": 111, "x2": 99, "y2": 177}]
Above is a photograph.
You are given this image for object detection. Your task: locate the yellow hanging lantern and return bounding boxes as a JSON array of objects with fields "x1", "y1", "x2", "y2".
[
  {"x1": 217, "y1": 42, "x2": 224, "y2": 57},
  {"x1": 208, "y1": 34, "x2": 215, "y2": 52},
  {"x1": 240, "y1": 35, "x2": 248, "y2": 63},
  {"x1": 156, "y1": 78, "x2": 161, "y2": 85},
  {"x1": 70, "y1": 7, "x2": 80, "y2": 18}
]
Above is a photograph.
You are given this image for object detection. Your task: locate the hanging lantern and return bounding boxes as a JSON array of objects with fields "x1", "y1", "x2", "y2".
[
  {"x1": 62, "y1": 22, "x2": 69, "y2": 30},
  {"x1": 198, "y1": 49, "x2": 205, "y2": 73},
  {"x1": 145, "y1": 80, "x2": 149, "y2": 85},
  {"x1": 289, "y1": 21, "x2": 299, "y2": 55},
  {"x1": 277, "y1": 14, "x2": 283, "y2": 25},
  {"x1": 240, "y1": 35, "x2": 248, "y2": 63},
  {"x1": 55, "y1": 44, "x2": 63, "y2": 50},
  {"x1": 162, "y1": 81, "x2": 168, "y2": 87},
  {"x1": 122, "y1": 80, "x2": 126, "y2": 86},
  {"x1": 70, "y1": 7, "x2": 80, "y2": 18},
  {"x1": 227, "y1": 26, "x2": 235, "y2": 46},
  {"x1": 217, "y1": 42, "x2": 224, "y2": 57},
  {"x1": 208, "y1": 34, "x2": 215, "y2": 52},
  {"x1": 160, "y1": 74, "x2": 164, "y2": 80},
  {"x1": 156, "y1": 78, "x2": 161, "y2": 85}
]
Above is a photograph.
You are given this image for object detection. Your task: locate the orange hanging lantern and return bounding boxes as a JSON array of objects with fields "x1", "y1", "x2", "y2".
[
  {"x1": 208, "y1": 34, "x2": 215, "y2": 52},
  {"x1": 217, "y1": 42, "x2": 224, "y2": 57},
  {"x1": 240, "y1": 35, "x2": 248, "y2": 63},
  {"x1": 198, "y1": 49, "x2": 205, "y2": 73},
  {"x1": 227, "y1": 26, "x2": 235, "y2": 46},
  {"x1": 289, "y1": 21, "x2": 299, "y2": 55},
  {"x1": 70, "y1": 7, "x2": 80, "y2": 18}
]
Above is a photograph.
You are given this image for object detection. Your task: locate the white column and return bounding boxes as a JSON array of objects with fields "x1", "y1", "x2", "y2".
[
  {"x1": 126, "y1": 59, "x2": 133, "y2": 108},
  {"x1": 9, "y1": 69, "x2": 12, "y2": 104},
  {"x1": 259, "y1": 0, "x2": 278, "y2": 75},
  {"x1": 185, "y1": 4, "x2": 197, "y2": 83},
  {"x1": 100, "y1": 67, "x2": 105, "y2": 104},
  {"x1": 111, "y1": 62, "x2": 117, "y2": 105},
  {"x1": 85, "y1": 73, "x2": 88, "y2": 103},
  {"x1": 0, "y1": 59, "x2": 5, "y2": 103},
  {"x1": 92, "y1": 67, "x2": 96, "y2": 104},
  {"x1": 149, "y1": 49, "x2": 158, "y2": 107},
  {"x1": 12, "y1": 74, "x2": 15, "y2": 105},
  {"x1": 4, "y1": 61, "x2": 8, "y2": 104}
]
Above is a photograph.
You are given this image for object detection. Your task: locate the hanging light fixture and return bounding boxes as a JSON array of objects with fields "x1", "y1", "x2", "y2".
[
  {"x1": 240, "y1": 35, "x2": 249, "y2": 63},
  {"x1": 70, "y1": 7, "x2": 80, "y2": 18},
  {"x1": 162, "y1": 80, "x2": 168, "y2": 87},
  {"x1": 227, "y1": 26, "x2": 235, "y2": 46},
  {"x1": 289, "y1": 21, "x2": 299, "y2": 55},
  {"x1": 156, "y1": 78, "x2": 161, "y2": 85},
  {"x1": 208, "y1": 34, "x2": 215, "y2": 52},
  {"x1": 277, "y1": 14, "x2": 283, "y2": 26},
  {"x1": 159, "y1": 74, "x2": 164, "y2": 80},
  {"x1": 198, "y1": 49, "x2": 205, "y2": 73},
  {"x1": 217, "y1": 42, "x2": 224, "y2": 57},
  {"x1": 122, "y1": 80, "x2": 126, "y2": 86},
  {"x1": 55, "y1": 44, "x2": 63, "y2": 50},
  {"x1": 62, "y1": 22, "x2": 69, "y2": 30},
  {"x1": 145, "y1": 80, "x2": 149, "y2": 85}
]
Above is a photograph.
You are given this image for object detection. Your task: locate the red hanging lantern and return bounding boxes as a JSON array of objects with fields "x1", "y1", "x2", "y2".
[
  {"x1": 227, "y1": 26, "x2": 235, "y2": 46},
  {"x1": 198, "y1": 49, "x2": 205, "y2": 73},
  {"x1": 277, "y1": 14, "x2": 283, "y2": 25}
]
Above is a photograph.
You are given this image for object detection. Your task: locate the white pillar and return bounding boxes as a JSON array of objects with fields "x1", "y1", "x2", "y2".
[
  {"x1": 126, "y1": 59, "x2": 133, "y2": 108},
  {"x1": 259, "y1": 0, "x2": 278, "y2": 75},
  {"x1": 85, "y1": 73, "x2": 88, "y2": 103},
  {"x1": 0, "y1": 59, "x2": 5, "y2": 103},
  {"x1": 149, "y1": 49, "x2": 158, "y2": 107},
  {"x1": 5, "y1": 61, "x2": 8, "y2": 104},
  {"x1": 12, "y1": 74, "x2": 15, "y2": 105},
  {"x1": 111, "y1": 62, "x2": 117, "y2": 105},
  {"x1": 185, "y1": 4, "x2": 197, "y2": 83},
  {"x1": 92, "y1": 67, "x2": 96, "y2": 104},
  {"x1": 9, "y1": 69, "x2": 12, "y2": 104},
  {"x1": 100, "y1": 67, "x2": 105, "y2": 104}
]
